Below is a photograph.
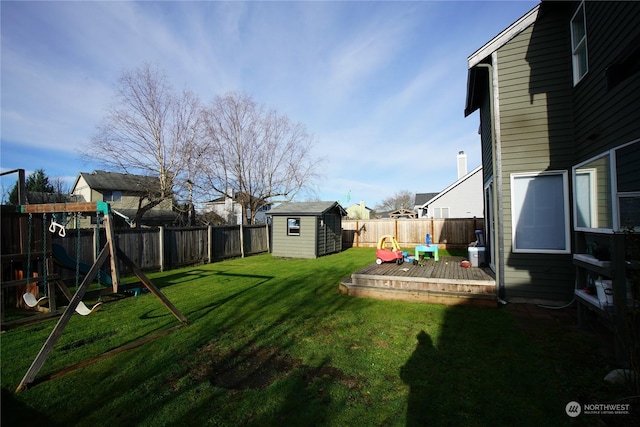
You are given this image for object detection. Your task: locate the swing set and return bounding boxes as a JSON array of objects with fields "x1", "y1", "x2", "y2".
[
  {"x1": 20, "y1": 209, "x2": 102, "y2": 315},
  {"x1": 2, "y1": 200, "x2": 188, "y2": 392}
]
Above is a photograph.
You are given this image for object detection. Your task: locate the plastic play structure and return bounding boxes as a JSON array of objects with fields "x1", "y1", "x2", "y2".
[
  {"x1": 2, "y1": 197, "x2": 188, "y2": 392},
  {"x1": 414, "y1": 233, "x2": 439, "y2": 262},
  {"x1": 375, "y1": 235, "x2": 404, "y2": 265},
  {"x1": 51, "y1": 243, "x2": 114, "y2": 286}
]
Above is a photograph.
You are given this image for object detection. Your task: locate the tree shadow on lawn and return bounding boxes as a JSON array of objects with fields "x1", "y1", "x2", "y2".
[
  {"x1": 1, "y1": 258, "x2": 378, "y2": 425},
  {"x1": 178, "y1": 270, "x2": 275, "y2": 323}
]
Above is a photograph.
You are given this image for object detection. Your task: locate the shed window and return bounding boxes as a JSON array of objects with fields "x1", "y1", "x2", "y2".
[
  {"x1": 570, "y1": 2, "x2": 588, "y2": 85},
  {"x1": 511, "y1": 171, "x2": 570, "y2": 253},
  {"x1": 287, "y1": 218, "x2": 300, "y2": 236}
]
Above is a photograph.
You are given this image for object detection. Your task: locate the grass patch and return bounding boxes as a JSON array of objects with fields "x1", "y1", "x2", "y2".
[{"x1": 1, "y1": 248, "x2": 634, "y2": 426}]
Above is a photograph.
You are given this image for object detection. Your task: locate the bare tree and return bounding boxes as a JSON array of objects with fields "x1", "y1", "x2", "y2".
[
  {"x1": 377, "y1": 190, "x2": 415, "y2": 212},
  {"x1": 200, "y1": 92, "x2": 322, "y2": 224},
  {"x1": 83, "y1": 63, "x2": 202, "y2": 225}
]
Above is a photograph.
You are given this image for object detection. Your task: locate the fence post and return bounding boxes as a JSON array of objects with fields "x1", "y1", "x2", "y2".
[
  {"x1": 159, "y1": 226, "x2": 165, "y2": 272},
  {"x1": 207, "y1": 225, "x2": 213, "y2": 263}
]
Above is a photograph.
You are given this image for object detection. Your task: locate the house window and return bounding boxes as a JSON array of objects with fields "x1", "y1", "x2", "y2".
[
  {"x1": 103, "y1": 191, "x2": 122, "y2": 202},
  {"x1": 570, "y1": 1, "x2": 588, "y2": 85},
  {"x1": 433, "y1": 207, "x2": 450, "y2": 219},
  {"x1": 511, "y1": 171, "x2": 570, "y2": 253},
  {"x1": 287, "y1": 218, "x2": 300, "y2": 236},
  {"x1": 573, "y1": 153, "x2": 613, "y2": 231},
  {"x1": 572, "y1": 139, "x2": 640, "y2": 232}
]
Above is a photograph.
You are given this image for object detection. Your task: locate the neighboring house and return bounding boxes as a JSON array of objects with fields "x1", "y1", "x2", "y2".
[
  {"x1": 267, "y1": 201, "x2": 346, "y2": 259},
  {"x1": 464, "y1": 1, "x2": 640, "y2": 303},
  {"x1": 345, "y1": 201, "x2": 372, "y2": 219},
  {"x1": 71, "y1": 170, "x2": 178, "y2": 227},
  {"x1": 417, "y1": 166, "x2": 483, "y2": 219},
  {"x1": 203, "y1": 190, "x2": 272, "y2": 225},
  {"x1": 413, "y1": 192, "x2": 438, "y2": 215}
]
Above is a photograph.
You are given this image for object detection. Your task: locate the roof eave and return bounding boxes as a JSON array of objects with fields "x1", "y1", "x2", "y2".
[
  {"x1": 464, "y1": 4, "x2": 540, "y2": 117},
  {"x1": 467, "y1": 4, "x2": 540, "y2": 69}
]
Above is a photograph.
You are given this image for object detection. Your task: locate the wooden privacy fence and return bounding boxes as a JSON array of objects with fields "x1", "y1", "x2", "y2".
[
  {"x1": 51, "y1": 224, "x2": 270, "y2": 278},
  {"x1": 48, "y1": 218, "x2": 481, "y2": 279},
  {"x1": 341, "y1": 218, "x2": 485, "y2": 249}
]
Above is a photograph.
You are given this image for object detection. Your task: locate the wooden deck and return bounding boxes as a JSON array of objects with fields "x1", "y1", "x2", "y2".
[{"x1": 339, "y1": 256, "x2": 497, "y2": 307}]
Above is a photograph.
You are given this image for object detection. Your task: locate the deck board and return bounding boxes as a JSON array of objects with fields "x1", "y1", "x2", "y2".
[{"x1": 340, "y1": 256, "x2": 497, "y2": 307}]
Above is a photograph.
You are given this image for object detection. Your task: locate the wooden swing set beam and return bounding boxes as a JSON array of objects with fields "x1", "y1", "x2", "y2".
[{"x1": 20, "y1": 201, "x2": 111, "y2": 215}]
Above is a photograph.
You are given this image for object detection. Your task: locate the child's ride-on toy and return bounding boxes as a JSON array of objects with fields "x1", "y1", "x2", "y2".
[{"x1": 376, "y1": 235, "x2": 404, "y2": 265}]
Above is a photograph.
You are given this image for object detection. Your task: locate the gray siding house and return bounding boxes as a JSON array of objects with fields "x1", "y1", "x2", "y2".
[
  {"x1": 268, "y1": 201, "x2": 347, "y2": 259},
  {"x1": 416, "y1": 166, "x2": 483, "y2": 219},
  {"x1": 465, "y1": 1, "x2": 640, "y2": 303}
]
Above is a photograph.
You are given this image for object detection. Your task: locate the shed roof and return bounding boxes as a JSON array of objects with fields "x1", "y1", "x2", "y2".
[{"x1": 268, "y1": 201, "x2": 346, "y2": 216}]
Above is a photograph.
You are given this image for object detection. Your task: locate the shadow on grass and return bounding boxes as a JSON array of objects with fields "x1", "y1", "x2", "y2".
[
  {"x1": 1, "y1": 387, "x2": 58, "y2": 427},
  {"x1": 400, "y1": 330, "x2": 434, "y2": 426},
  {"x1": 180, "y1": 270, "x2": 275, "y2": 323}
]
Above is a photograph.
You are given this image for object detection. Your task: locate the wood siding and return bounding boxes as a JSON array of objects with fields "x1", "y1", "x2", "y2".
[
  {"x1": 271, "y1": 216, "x2": 317, "y2": 258},
  {"x1": 318, "y1": 213, "x2": 342, "y2": 256},
  {"x1": 480, "y1": 89, "x2": 494, "y2": 184},
  {"x1": 572, "y1": 1, "x2": 640, "y2": 162},
  {"x1": 495, "y1": 6, "x2": 575, "y2": 301}
]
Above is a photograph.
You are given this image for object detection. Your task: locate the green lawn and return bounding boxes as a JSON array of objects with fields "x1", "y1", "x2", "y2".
[{"x1": 0, "y1": 248, "x2": 632, "y2": 426}]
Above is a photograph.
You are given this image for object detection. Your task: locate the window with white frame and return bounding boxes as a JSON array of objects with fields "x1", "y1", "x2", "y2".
[
  {"x1": 572, "y1": 139, "x2": 640, "y2": 232},
  {"x1": 570, "y1": 1, "x2": 588, "y2": 85},
  {"x1": 433, "y1": 207, "x2": 450, "y2": 219},
  {"x1": 511, "y1": 171, "x2": 570, "y2": 253}
]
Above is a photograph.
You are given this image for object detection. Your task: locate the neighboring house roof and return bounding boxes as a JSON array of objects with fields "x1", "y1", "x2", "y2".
[
  {"x1": 418, "y1": 165, "x2": 482, "y2": 208},
  {"x1": 207, "y1": 191, "x2": 272, "y2": 208},
  {"x1": 268, "y1": 201, "x2": 347, "y2": 216},
  {"x1": 26, "y1": 192, "x2": 81, "y2": 204},
  {"x1": 73, "y1": 170, "x2": 161, "y2": 194},
  {"x1": 414, "y1": 193, "x2": 439, "y2": 206}
]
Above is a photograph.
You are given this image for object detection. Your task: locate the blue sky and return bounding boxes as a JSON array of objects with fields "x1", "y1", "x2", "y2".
[{"x1": 1, "y1": 0, "x2": 539, "y2": 207}]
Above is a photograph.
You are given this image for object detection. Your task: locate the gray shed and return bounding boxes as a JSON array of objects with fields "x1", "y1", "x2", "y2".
[{"x1": 268, "y1": 201, "x2": 346, "y2": 258}]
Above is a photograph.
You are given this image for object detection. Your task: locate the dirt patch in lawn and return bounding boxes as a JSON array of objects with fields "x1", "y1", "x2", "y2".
[{"x1": 169, "y1": 342, "x2": 360, "y2": 392}]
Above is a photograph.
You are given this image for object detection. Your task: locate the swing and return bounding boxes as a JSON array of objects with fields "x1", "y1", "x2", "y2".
[
  {"x1": 72, "y1": 212, "x2": 101, "y2": 316},
  {"x1": 22, "y1": 213, "x2": 49, "y2": 308},
  {"x1": 22, "y1": 211, "x2": 100, "y2": 315}
]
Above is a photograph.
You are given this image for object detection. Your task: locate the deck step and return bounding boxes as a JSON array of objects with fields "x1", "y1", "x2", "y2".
[{"x1": 340, "y1": 280, "x2": 497, "y2": 307}]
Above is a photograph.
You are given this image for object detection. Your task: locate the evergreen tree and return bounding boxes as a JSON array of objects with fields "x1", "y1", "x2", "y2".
[{"x1": 8, "y1": 169, "x2": 56, "y2": 205}]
